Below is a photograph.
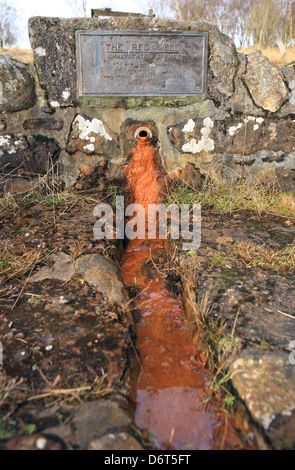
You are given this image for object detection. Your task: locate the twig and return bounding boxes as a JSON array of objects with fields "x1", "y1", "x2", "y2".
[
  {"x1": 27, "y1": 386, "x2": 92, "y2": 401},
  {"x1": 277, "y1": 310, "x2": 295, "y2": 319}
]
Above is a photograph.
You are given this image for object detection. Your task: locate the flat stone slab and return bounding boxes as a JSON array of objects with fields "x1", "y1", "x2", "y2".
[
  {"x1": 75, "y1": 254, "x2": 127, "y2": 304},
  {"x1": 29, "y1": 252, "x2": 75, "y2": 282},
  {"x1": 228, "y1": 349, "x2": 295, "y2": 431},
  {"x1": 29, "y1": 252, "x2": 127, "y2": 304},
  {"x1": 88, "y1": 432, "x2": 143, "y2": 450},
  {"x1": 73, "y1": 401, "x2": 131, "y2": 449}
]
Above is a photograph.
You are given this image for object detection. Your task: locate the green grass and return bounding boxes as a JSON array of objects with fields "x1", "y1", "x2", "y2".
[{"x1": 165, "y1": 179, "x2": 295, "y2": 219}]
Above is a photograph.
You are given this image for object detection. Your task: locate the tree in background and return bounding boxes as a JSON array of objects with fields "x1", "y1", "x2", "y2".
[
  {"x1": 149, "y1": 0, "x2": 295, "y2": 47},
  {"x1": 66, "y1": 0, "x2": 88, "y2": 17},
  {"x1": 0, "y1": 1, "x2": 17, "y2": 48},
  {"x1": 245, "y1": 0, "x2": 281, "y2": 47},
  {"x1": 280, "y1": 0, "x2": 295, "y2": 45}
]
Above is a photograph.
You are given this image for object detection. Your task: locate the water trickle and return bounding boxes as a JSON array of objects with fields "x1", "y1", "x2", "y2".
[{"x1": 121, "y1": 129, "x2": 237, "y2": 450}]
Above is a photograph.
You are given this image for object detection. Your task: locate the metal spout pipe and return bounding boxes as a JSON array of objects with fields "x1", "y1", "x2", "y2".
[{"x1": 134, "y1": 127, "x2": 153, "y2": 143}]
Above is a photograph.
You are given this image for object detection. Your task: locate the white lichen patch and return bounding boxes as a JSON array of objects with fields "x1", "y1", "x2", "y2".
[
  {"x1": 182, "y1": 117, "x2": 214, "y2": 154},
  {"x1": 256, "y1": 117, "x2": 264, "y2": 124},
  {"x1": 228, "y1": 123, "x2": 243, "y2": 136},
  {"x1": 62, "y1": 90, "x2": 71, "y2": 101},
  {"x1": 244, "y1": 116, "x2": 256, "y2": 124},
  {"x1": 254, "y1": 411, "x2": 274, "y2": 430},
  {"x1": 182, "y1": 119, "x2": 195, "y2": 133},
  {"x1": 50, "y1": 101, "x2": 60, "y2": 108},
  {"x1": 74, "y1": 115, "x2": 112, "y2": 141},
  {"x1": 83, "y1": 143, "x2": 95, "y2": 152},
  {"x1": 228, "y1": 116, "x2": 264, "y2": 136},
  {"x1": 0, "y1": 135, "x2": 11, "y2": 146},
  {"x1": 35, "y1": 47, "x2": 46, "y2": 57}
]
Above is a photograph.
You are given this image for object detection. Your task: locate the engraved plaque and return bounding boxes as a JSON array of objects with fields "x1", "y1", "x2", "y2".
[{"x1": 76, "y1": 31, "x2": 208, "y2": 96}]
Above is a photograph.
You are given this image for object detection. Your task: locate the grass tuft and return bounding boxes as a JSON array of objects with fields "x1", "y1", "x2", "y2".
[{"x1": 165, "y1": 179, "x2": 295, "y2": 219}]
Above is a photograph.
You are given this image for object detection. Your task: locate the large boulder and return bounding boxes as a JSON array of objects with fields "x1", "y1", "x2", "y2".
[
  {"x1": 0, "y1": 55, "x2": 36, "y2": 112},
  {"x1": 0, "y1": 135, "x2": 60, "y2": 176},
  {"x1": 244, "y1": 50, "x2": 289, "y2": 113}
]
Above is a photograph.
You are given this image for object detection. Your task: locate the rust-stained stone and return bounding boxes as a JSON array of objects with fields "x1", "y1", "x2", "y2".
[{"x1": 244, "y1": 50, "x2": 289, "y2": 112}]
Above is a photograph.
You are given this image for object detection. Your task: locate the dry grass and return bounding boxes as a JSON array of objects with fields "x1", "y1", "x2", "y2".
[
  {"x1": 0, "y1": 368, "x2": 23, "y2": 408},
  {"x1": 0, "y1": 47, "x2": 33, "y2": 64},
  {"x1": 166, "y1": 178, "x2": 295, "y2": 220},
  {"x1": 0, "y1": 45, "x2": 293, "y2": 67},
  {"x1": 0, "y1": 241, "x2": 47, "y2": 283},
  {"x1": 0, "y1": 365, "x2": 113, "y2": 410},
  {"x1": 0, "y1": 44, "x2": 293, "y2": 67},
  {"x1": 234, "y1": 240, "x2": 295, "y2": 273},
  {"x1": 238, "y1": 46, "x2": 295, "y2": 66},
  {"x1": 27, "y1": 368, "x2": 113, "y2": 405}
]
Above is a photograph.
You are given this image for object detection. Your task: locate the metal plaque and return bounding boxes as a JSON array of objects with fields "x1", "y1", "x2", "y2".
[{"x1": 76, "y1": 31, "x2": 208, "y2": 96}]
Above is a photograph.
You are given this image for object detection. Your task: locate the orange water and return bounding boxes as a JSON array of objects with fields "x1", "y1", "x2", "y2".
[{"x1": 121, "y1": 135, "x2": 238, "y2": 450}]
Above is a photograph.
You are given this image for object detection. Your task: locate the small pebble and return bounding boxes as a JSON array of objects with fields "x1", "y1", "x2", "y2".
[{"x1": 36, "y1": 437, "x2": 47, "y2": 450}]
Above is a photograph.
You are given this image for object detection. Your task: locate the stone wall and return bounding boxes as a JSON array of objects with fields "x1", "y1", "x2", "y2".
[{"x1": 1, "y1": 16, "x2": 295, "y2": 193}]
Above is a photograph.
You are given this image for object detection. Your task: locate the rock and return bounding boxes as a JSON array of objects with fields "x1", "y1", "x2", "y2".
[
  {"x1": 244, "y1": 50, "x2": 289, "y2": 112},
  {"x1": 279, "y1": 64, "x2": 295, "y2": 117},
  {"x1": 256, "y1": 167, "x2": 295, "y2": 192},
  {"x1": 0, "y1": 135, "x2": 60, "y2": 177},
  {"x1": 23, "y1": 118, "x2": 64, "y2": 131},
  {"x1": 67, "y1": 114, "x2": 117, "y2": 156},
  {"x1": 28, "y1": 16, "x2": 237, "y2": 109},
  {"x1": 75, "y1": 254, "x2": 127, "y2": 304},
  {"x1": 43, "y1": 423, "x2": 76, "y2": 448},
  {"x1": 3, "y1": 178, "x2": 35, "y2": 194},
  {"x1": 226, "y1": 54, "x2": 265, "y2": 116},
  {"x1": 228, "y1": 349, "x2": 295, "y2": 446},
  {"x1": 73, "y1": 401, "x2": 131, "y2": 449},
  {"x1": 81, "y1": 164, "x2": 95, "y2": 176},
  {"x1": 0, "y1": 55, "x2": 36, "y2": 112},
  {"x1": 170, "y1": 163, "x2": 205, "y2": 189},
  {"x1": 207, "y1": 26, "x2": 238, "y2": 103},
  {"x1": 87, "y1": 432, "x2": 143, "y2": 450},
  {"x1": 169, "y1": 116, "x2": 295, "y2": 156},
  {"x1": 105, "y1": 163, "x2": 125, "y2": 184},
  {"x1": 29, "y1": 252, "x2": 75, "y2": 283}
]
